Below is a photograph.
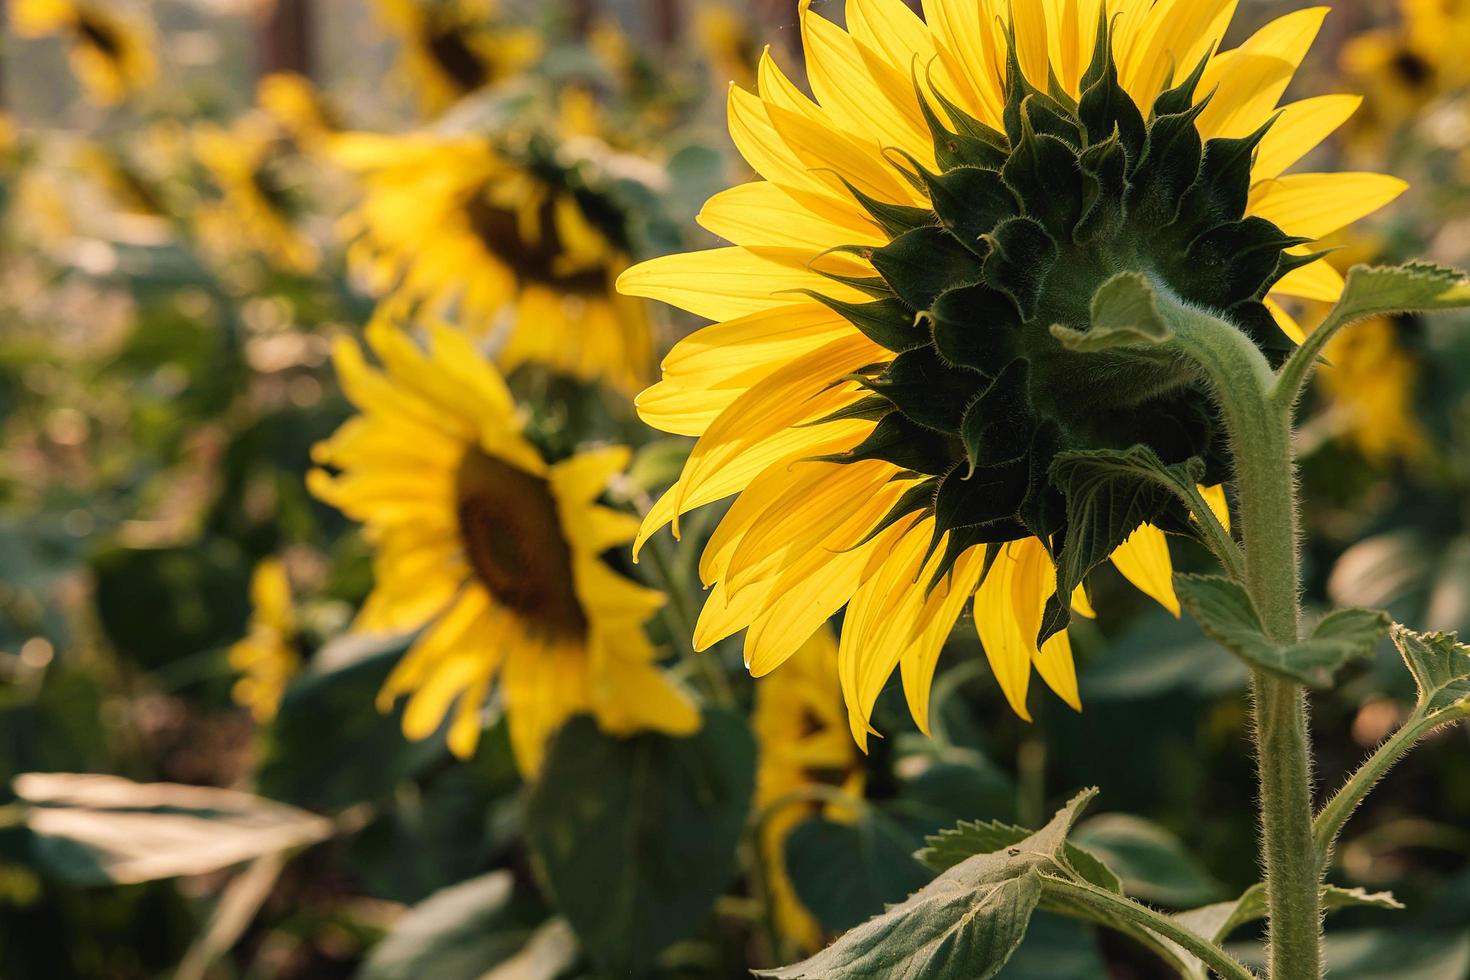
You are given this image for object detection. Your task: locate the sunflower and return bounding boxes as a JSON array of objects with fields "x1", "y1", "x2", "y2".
[
  {"x1": 331, "y1": 130, "x2": 655, "y2": 392},
  {"x1": 193, "y1": 110, "x2": 319, "y2": 274},
  {"x1": 9, "y1": 0, "x2": 155, "y2": 107},
  {"x1": 308, "y1": 318, "x2": 700, "y2": 772},
  {"x1": 1341, "y1": 0, "x2": 1470, "y2": 141},
  {"x1": 375, "y1": 0, "x2": 540, "y2": 117},
  {"x1": 229, "y1": 559, "x2": 301, "y2": 724},
  {"x1": 754, "y1": 627, "x2": 863, "y2": 954},
  {"x1": 1317, "y1": 316, "x2": 1428, "y2": 465},
  {"x1": 620, "y1": 0, "x2": 1405, "y2": 744}
]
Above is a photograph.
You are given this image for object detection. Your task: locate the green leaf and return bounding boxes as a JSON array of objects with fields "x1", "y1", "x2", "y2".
[
  {"x1": 525, "y1": 712, "x2": 754, "y2": 977},
  {"x1": 625, "y1": 438, "x2": 692, "y2": 494},
  {"x1": 257, "y1": 633, "x2": 450, "y2": 811},
  {"x1": 786, "y1": 813, "x2": 932, "y2": 934},
  {"x1": 1051, "y1": 272, "x2": 1174, "y2": 352},
  {"x1": 15, "y1": 773, "x2": 332, "y2": 885},
  {"x1": 1175, "y1": 883, "x2": 1403, "y2": 947},
  {"x1": 1335, "y1": 262, "x2": 1470, "y2": 320},
  {"x1": 758, "y1": 790, "x2": 1098, "y2": 980},
  {"x1": 1071, "y1": 815, "x2": 1224, "y2": 909},
  {"x1": 1041, "y1": 447, "x2": 1205, "y2": 643},
  {"x1": 359, "y1": 872, "x2": 574, "y2": 980},
  {"x1": 916, "y1": 819, "x2": 1120, "y2": 896},
  {"x1": 1391, "y1": 625, "x2": 1470, "y2": 719},
  {"x1": 1175, "y1": 574, "x2": 1388, "y2": 687}
]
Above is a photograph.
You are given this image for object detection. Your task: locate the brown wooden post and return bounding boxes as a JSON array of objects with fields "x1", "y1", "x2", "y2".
[
  {"x1": 651, "y1": 0, "x2": 681, "y2": 49},
  {"x1": 258, "y1": 0, "x2": 314, "y2": 79}
]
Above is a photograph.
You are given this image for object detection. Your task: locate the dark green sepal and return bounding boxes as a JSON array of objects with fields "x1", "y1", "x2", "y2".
[
  {"x1": 1022, "y1": 92, "x2": 1083, "y2": 148},
  {"x1": 1075, "y1": 135, "x2": 1128, "y2": 245},
  {"x1": 981, "y1": 217, "x2": 1059, "y2": 320},
  {"x1": 1172, "y1": 125, "x2": 1272, "y2": 234},
  {"x1": 1268, "y1": 247, "x2": 1337, "y2": 292},
  {"x1": 914, "y1": 65, "x2": 1011, "y2": 172},
  {"x1": 1127, "y1": 100, "x2": 1209, "y2": 227},
  {"x1": 1077, "y1": 21, "x2": 1145, "y2": 164},
  {"x1": 834, "y1": 174, "x2": 936, "y2": 239},
  {"x1": 960, "y1": 358, "x2": 1033, "y2": 472},
  {"x1": 798, "y1": 394, "x2": 896, "y2": 429},
  {"x1": 871, "y1": 225, "x2": 984, "y2": 311},
  {"x1": 1003, "y1": 123, "x2": 1084, "y2": 238},
  {"x1": 1151, "y1": 50, "x2": 1214, "y2": 119},
  {"x1": 1037, "y1": 447, "x2": 1208, "y2": 645},
  {"x1": 924, "y1": 166, "x2": 1018, "y2": 257},
  {"x1": 815, "y1": 411, "x2": 959, "y2": 476},
  {"x1": 808, "y1": 252, "x2": 898, "y2": 300},
  {"x1": 801, "y1": 291, "x2": 928, "y2": 354},
  {"x1": 933, "y1": 457, "x2": 1031, "y2": 539},
  {"x1": 1179, "y1": 217, "x2": 1305, "y2": 308},
  {"x1": 1018, "y1": 420, "x2": 1065, "y2": 542},
  {"x1": 928, "y1": 283, "x2": 1023, "y2": 377},
  {"x1": 853, "y1": 479, "x2": 940, "y2": 550},
  {"x1": 871, "y1": 346, "x2": 981, "y2": 434},
  {"x1": 1000, "y1": 27, "x2": 1049, "y2": 148}
]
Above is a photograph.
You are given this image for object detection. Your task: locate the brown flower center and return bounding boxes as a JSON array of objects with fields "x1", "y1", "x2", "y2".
[
  {"x1": 463, "y1": 192, "x2": 609, "y2": 295},
  {"x1": 76, "y1": 14, "x2": 122, "y2": 59},
  {"x1": 455, "y1": 447, "x2": 587, "y2": 639},
  {"x1": 1392, "y1": 49, "x2": 1435, "y2": 90},
  {"x1": 426, "y1": 27, "x2": 488, "y2": 92}
]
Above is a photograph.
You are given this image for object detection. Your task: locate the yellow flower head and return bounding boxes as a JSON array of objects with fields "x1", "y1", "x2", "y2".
[
  {"x1": 10, "y1": 0, "x2": 156, "y2": 107},
  {"x1": 330, "y1": 130, "x2": 656, "y2": 392},
  {"x1": 754, "y1": 627, "x2": 864, "y2": 953},
  {"x1": 193, "y1": 113, "x2": 319, "y2": 274},
  {"x1": 1318, "y1": 316, "x2": 1428, "y2": 465},
  {"x1": 375, "y1": 0, "x2": 540, "y2": 117},
  {"x1": 697, "y1": 5, "x2": 761, "y2": 92},
  {"x1": 1342, "y1": 0, "x2": 1470, "y2": 129},
  {"x1": 309, "y1": 318, "x2": 700, "y2": 773},
  {"x1": 229, "y1": 559, "x2": 301, "y2": 724},
  {"x1": 257, "y1": 72, "x2": 339, "y2": 153},
  {"x1": 620, "y1": 0, "x2": 1404, "y2": 745}
]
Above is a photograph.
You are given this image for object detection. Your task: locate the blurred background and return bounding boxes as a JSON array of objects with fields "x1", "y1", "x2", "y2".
[{"x1": 3, "y1": 0, "x2": 1470, "y2": 977}]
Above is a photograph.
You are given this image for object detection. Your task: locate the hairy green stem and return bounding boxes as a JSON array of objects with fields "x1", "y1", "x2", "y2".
[
  {"x1": 1313, "y1": 713, "x2": 1436, "y2": 868},
  {"x1": 1164, "y1": 294, "x2": 1321, "y2": 979},
  {"x1": 1040, "y1": 876, "x2": 1257, "y2": 980}
]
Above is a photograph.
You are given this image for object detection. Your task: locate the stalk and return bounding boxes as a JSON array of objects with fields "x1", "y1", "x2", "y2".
[{"x1": 1164, "y1": 296, "x2": 1321, "y2": 979}]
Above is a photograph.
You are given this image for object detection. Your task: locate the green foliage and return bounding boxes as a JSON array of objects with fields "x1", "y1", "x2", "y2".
[
  {"x1": 257, "y1": 635, "x2": 449, "y2": 811},
  {"x1": 1070, "y1": 815, "x2": 1223, "y2": 909},
  {"x1": 1175, "y1": 574, "x2": 1390, "y2": 686},
  {"x1": 525, "y1": 712, "x2": 755, "y2": 977},
  {"x1": 1041, "y1": 447, "x2": 1205, "y2": 643},
  {"x1": 1051, "y1": 272, "x2": 1173, "y2": 352},
  {"x1": 1392, "y1": 625, "x2": 1470, "y2": 719},
  {"x1": 759, "y1": 790, "x2": 1098, "y2": 980},
  {"x1": 785, "y1": 813, "x2": 931, "y2": 934},
  {"x1": 358, "y1": 872, "x2": 570, "y2": 980}
]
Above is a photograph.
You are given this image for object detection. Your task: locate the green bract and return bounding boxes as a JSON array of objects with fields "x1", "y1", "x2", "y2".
[{"x1": 811, "y1": 20, "x2": 1310, "y2": 615}]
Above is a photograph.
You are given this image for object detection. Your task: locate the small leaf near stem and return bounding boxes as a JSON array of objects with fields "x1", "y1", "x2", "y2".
[
  {"x1": 1037, "y1": 876, "x2": 1257, "y2": 980},
  {"x1": 1314, "y1": 627, "x2": 1470, "y2": 866},
  {"x1": 1273, "y1": 262, "x2": 1470, "y2": 412},
  {"x1": 755, "y1": 789, "x2": 1100, "y2": 980},
  {"x1": 1174, "y1": 575, "x2": 1389, "y2": 687}
]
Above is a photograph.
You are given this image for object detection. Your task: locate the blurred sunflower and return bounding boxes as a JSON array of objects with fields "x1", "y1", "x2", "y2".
[
  {"x1": 193, "y1": 107, "x2": 320, "y2": 274},
  {"x1": 697, "y1": 6, "x2": 760, "y2": 91},
  {"x1": 9, "y1": 0, "x2": 155, "y2": 107},
  {"x1": 229, "y1": 559, "x2": 300, "y2": 724},
  {"x1": 331, "y1": 131, "x2": 655, "y2": 392},
  {"x1": 376, "y1": 0, "x2": 540, "y2": 117},
  {"x1": 1341, "y1": 0, "x2": 1470, "y2": 144},
  {"x1": 753, "y1": 627, "x2": 862, "y2": 954},
  {"x1": 256, "y1": 72, "x2": 339, "y2": 153},
  {"x1": 621, "y1": 0, "x2": 1404, "y2": 742},
  {"x1": 1317, "y1": 316, "x2": 1429, "y2": 465},
  {"x1": 309, "y1": 319, "x2": 700, "y2": 772}
]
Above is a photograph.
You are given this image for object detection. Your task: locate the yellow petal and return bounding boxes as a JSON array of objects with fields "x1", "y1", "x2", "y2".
[
  {"x1": 617, "y1": 246, "x2": 870, "y2": 323},
  {"x1": 1252, "y1": 95, "x2": 1362, "y2": 181},
  {"x1": 1108, "y1": 524, "x2": 1181, "y2": 616},
  {"x1": 1248, "y1": 173, "x2": 1408, "y2": 242}
]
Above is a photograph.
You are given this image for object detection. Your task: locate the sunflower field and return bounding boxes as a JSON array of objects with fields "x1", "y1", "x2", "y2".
[{"x1": 8, "y1": 0, "x2": 1470, "y2": 977}]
